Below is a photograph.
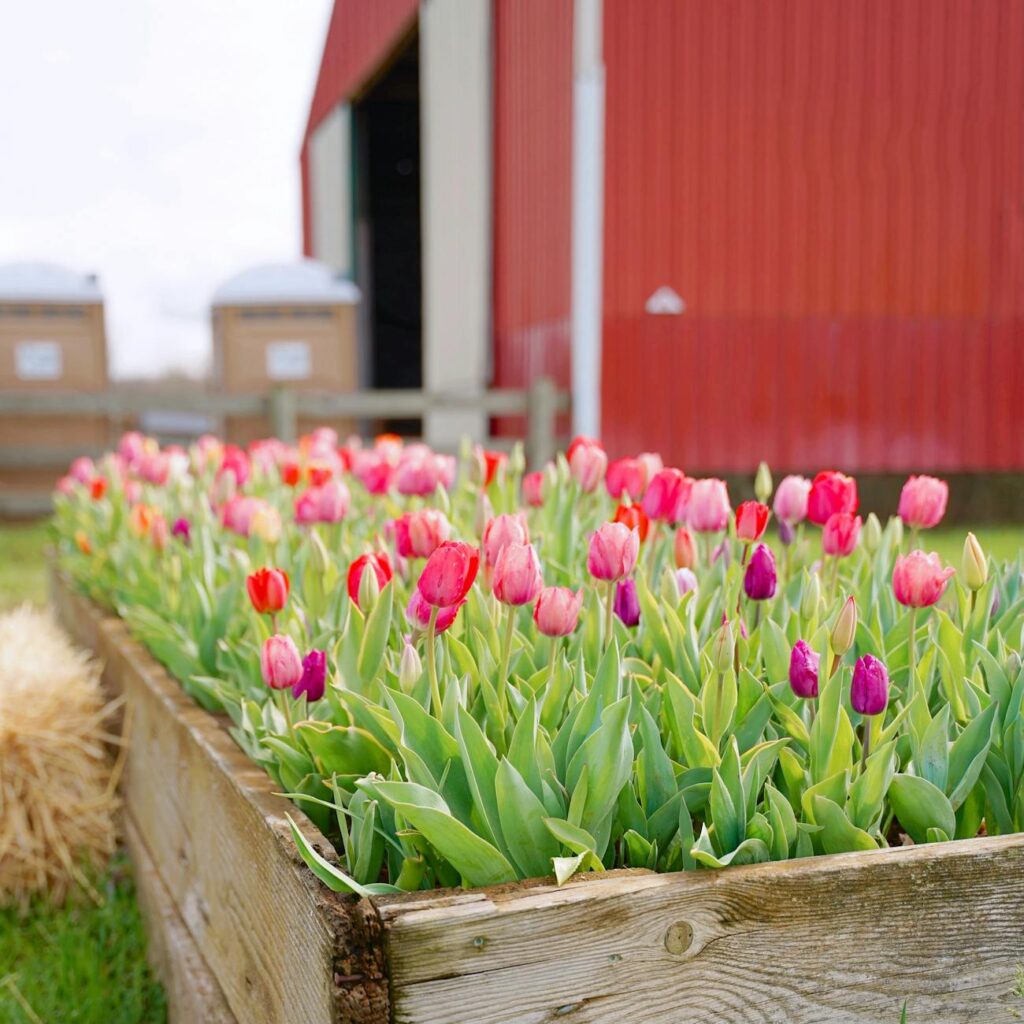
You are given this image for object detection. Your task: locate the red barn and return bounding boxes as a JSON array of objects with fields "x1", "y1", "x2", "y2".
[{"x1": 301, "y1": 0, "x2": 1024, "y2": 484}]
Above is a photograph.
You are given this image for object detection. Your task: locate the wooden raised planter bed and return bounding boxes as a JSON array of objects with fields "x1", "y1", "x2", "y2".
[{"x1": 52, "y1": 570, "x2": 1024, "y2": 1024}]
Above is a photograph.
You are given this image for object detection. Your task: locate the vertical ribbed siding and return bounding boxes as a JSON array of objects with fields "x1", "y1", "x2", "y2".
[
  {"x1": 601, "y1": 0, "x2": 1024, "y2": 473},
  {"x1": 301, "y1": 0, "x2": 418, "y2": 255},
  {"x1": 491, "y1": 0, "x2": 574, "y2": 435}
]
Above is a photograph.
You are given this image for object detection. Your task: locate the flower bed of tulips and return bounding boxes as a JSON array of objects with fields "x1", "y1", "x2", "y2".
[{"x1": 53, "y1": 432, "x2": 1024, "y2": 897}]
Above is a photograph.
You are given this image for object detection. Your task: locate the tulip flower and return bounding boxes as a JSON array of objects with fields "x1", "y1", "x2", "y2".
[
  {"x1": 614, "y1": 503, "x2": 650, "y2": 543},
  {"x1": 492, "y1": 543, "x2": 544, "y2": 606},
  {"x1": 347, "y1": 552, "x2": 393, "y2": 610},
  {"x1": 150, "y1": 513, "x2": 169, "y2": 551},
  {"x1": 674, "y1": 526, "x2": 697, "y2": 569},
  {"x1": 251, "y1": 504, "x2": 283, "y2": 544},
  {"x1": 221, "y1": 495, "x2": 260, "y2": 536},
  {"x1": 851, "y1": 653, "x2": 889, "y2": 715},
  {"x1": 773, "y1": 475, "x2": 811, "y2": 525},
  {"x1": 218, "y1": 445, "x2": 251, "y2": 488},
  {"x1": 642, "y1": 468, "x2": 691, "y2": 524},
  {"x1": 395, "y1": 509, "x2": 452, "y2": 559},
  {"x1": 171, "y1": 517, "x2": 191, "y2": 544},
  {"x1": 482, "y1": 513, "x2": 530, "y2": 569},
  {"x1": 613, "y1": 579, "x2": 641, "y2": 627},
  {"x1": 281, "y1": 460, "x2": 301, "y2": 487},
  {"x1": 789, "y1": 640, "x2": 820, "y2": 699},
  {"x1": 247, "y1": 568, "x2": 290, "y2": 616},
  {"x1": 898, "y1": 475, "x2": 948, "y2": 531},
  {"x1": 743, "y1": 544, "x2": 777, "y2": 600},
  {"x1": 735, "y1": 501, "x2": 770, "y2": 544},
  {"x1": 893, "y1": 551, "x2": 955, "y2": 608},
  {"x1": 687, "y1": 478, "x2": 731, "y2": 533},
  {"x1": 417, "y1": 541, "x2": 480, "y2": 608},
  {"x1": 754, "y1": 461, "x2": 773, "y2": 505},
  {"x1": 472, "y1": 445, "x2": 507, "y2": 487},
  {"x1": 962, "y1": 533, "x2": 987, "y2": 592},
  {"x1": 636, "y1": 451, "x2": 664, "y2": 483},
  {"x1": 89, "y1": 476, "x2": 108, "y2": 500},
  {"x1": 674, "y1": 568, "x2": 698, "y2": 597},
  {"x1": 587, "y1": 522, "x2": 640, "y2": 582},
  {"x1": 822, "y1": 512, "x2": 862, "y2": 557},
  {"x1": 69, "y1": 456, "x2": 95, "y2": 484},
  {"x1": 74, "y1": 529, "x2": 92, "y2": 555},
  {"x1": 831, "y1": 596, "x2": 857, "y2": 658},
  {"x1": 129, "y1": 503, "x2": 155, "y2": 537},
  {"x1": 533, "y1": 587, "x2": 583, "y2": 637},
  {"x1": 260, "y1": 634, "x2": 303, "y2": 691},
  {"x1": 778, "y1": 520, "x2": 795, "y2": 546},
  {"x1": 522, "y1": 470, "x2": 546, "y2": 507},
  {"x1": 605, "y1": 457, "x2": 648, "y2": 501},
  {"x1": 406, "y1": 589, "x2": 462, "y2": 634},
  {"x1": 806, "y1": 470, "x2": 858, "y2": 526},
  {"x1": 292, "y1": 649, "x2": 327, "y2": 702},
  {"x1": 567, "y1": 436, "x2": 608, "y2": 493},
  {"x1": 395, "y1": 445, "x2": 450, "y2": 496},
  {"x1": 862, "y1": 512, "x2": 882, "y2": 554},
  {"x1": 398, "y1": 640, "x2": 423, "y2": 692}
]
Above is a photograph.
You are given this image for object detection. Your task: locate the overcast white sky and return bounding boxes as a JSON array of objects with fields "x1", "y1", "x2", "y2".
[{"x1": 0, "y1": 0, "x2": 333, "y2": 378}]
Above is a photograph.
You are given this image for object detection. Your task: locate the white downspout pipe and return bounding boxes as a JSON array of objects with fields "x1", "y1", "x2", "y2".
[{"x1": 571, "y1": 0, "x2": 605, "y2": 439}]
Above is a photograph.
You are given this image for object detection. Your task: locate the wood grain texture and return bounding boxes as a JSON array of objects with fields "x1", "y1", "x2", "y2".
[
  {"x1": 380, "y1": 834, "x2": 1024, "y2": 1023},
  {"x1": 51, "y1": 571, "x2": 389, "y2": 1024}
]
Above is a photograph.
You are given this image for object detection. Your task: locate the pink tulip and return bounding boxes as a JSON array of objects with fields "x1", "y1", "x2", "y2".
[
  {"x1": 636, "y1": 452, "x2": 664, "y2": 483},
  {"x1": 587, "y1": 522, "x2": 640, "y2": 581},
  {"x1": 773, "y1": 474, "x2": 812, "y2": 525},
  {"x1": 533, "y1": 587, "x2": 583, "y2": 636},
  {"x1": 417, "y1": 541, "x2": 480, "y2": 607},
  {"x1": 482, "y1": 513, "x2": 530, "y2": 569},
  {"x1": 522, "y1": 470, "x2": 546, "y2": 507},
  {"x1": 69, "y1": 456, "x2": 95, "y2": 484},
  {"x1": 642, "y1": 468, "x2": 692, "y2": 523},
  {"x1": 295, "y1": 480, "x2": 350, "y2": 524},
  {"x1": 351, "y1": 449, "x2": 394, "y2": 495},
  {"x1": 605, "y1": 458, "x2": 648, "y2": 501},
  {"x1": 674, "y1": 526, "x2": 697, "y2": 569},
  {"x1": 394, "y1": 510, "x2": 451, "y2": 559},
  {"x1": 822, "y1": 512, "x2": 862, "y2": 557},
  {"x1": 260, "y1": 634, "x2": 304, "y2": 691},
  {"x1": 406, "y1": 589, "x2": 462, "y2": 634},
  {"x1": 687, "y1": 478, "x2": 731, "y2": 533},
  {"x1": 55, "y1": 475, "x2": 76, "y2": 496},
  {"x1": 567, "y1": 436, "x2": 608, "y2": 493},
  {"x1": 218, "y1": 445, "x2": 250, "y2": 488},
  {"x1": 492, "y1": 543, "x2": 544, "y2": 606},
  {"x1": 898, "y1": 475, "x2": 948, "y2": 530},
  {"x1": 892, "y1": 550, "x2": 956, "y2": 608},
  {"x1": 221, "y1": 495, "x2": 261, "y2": 536}
]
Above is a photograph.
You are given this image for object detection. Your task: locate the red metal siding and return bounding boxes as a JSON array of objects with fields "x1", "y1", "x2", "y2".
[
  {"x1": 301, "y1": 0, "x2": 418, "y2": 255},
  {"x1": 601, "y1": 0, "x2": 1024, "y2": 473},
  {"x1": 491, "y1": 0, "x2": 574, "y2": 434}
]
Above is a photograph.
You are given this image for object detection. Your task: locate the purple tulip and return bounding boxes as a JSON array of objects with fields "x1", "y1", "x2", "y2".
[
  {"x1": 851, "y1": 654, "x2": 889, "y2": 716},
  {"x1": 675, "y1": 568, "x2": 698, "y2": 597},
  {"x1": 292, "y1": 649, "x2": 327, "y2": 702},
  {"x1": 743, "y1": 544, "x2": 777, "y2": 601},
  {"x1": 171, "y1": 517, "x2": 191, "y2": 544},
  {"x1": 778, "y1": 519, "x2": 795, "y2": 546},
  {"x1": 789, "y1": 640, "x2": 820, "y2": 699},
  {"x1": 613, "y1": 579, "x2": 641, "y2": 627},
  {"x1": 712, "y1": 540, "x2": 731, "y2": 566}
]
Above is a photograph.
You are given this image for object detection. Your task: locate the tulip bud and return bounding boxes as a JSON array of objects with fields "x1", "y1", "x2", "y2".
[
  {"x1": 673, "y1": 567, "x2": 698, "y2": 600},
  {"x1": 475, "y1": 491, "x2": 495, "y2": 540},
  {"x1": 309, "y1": 529, "x2": 331, "y2": 577},
  {"x1": 831, "y1": 596, "x2": 857, "y2": 657},
  {"x1": 789, "y1": 640, "x2": 820, "y2": 699},
  {"x1": 399, "y1": 641, "x2": 423, "y2": 692},
  {"x1": 293, "y1": 649, "x2": 327, "y2": 702},
  {"x1": 800, "y1": 572, "x2": 821, "y2": 620},
  {"x1": 358, "y1": 559, "x2": 381, "y2": 611},
  {"x1": 509, "y1": 441, "x2": 526, "y2": 477},
  {"x1": 962, "y1": 533, "x2": 987, "y2": 591},
  {"x1": 851, "y1": 654, "x2": 889, "y2": 715},
  {"x1": 862, "y1": 512, "x2": 882, "y2": 555},
  {"x1": 889, "y1": 515, "x2": 904, "y2": 549},
  {"x1": 712, "y1": 620, "x2": 734, "y2": 676},
  {"x1": 613, "y1": 579, "x2": 641, "y2": 627},
  {"x1": 260, "y1": 634, "x2": 303, "y2": 690},
  {"x1": 743, "y1": 544, "x2": 777, "y2": 601},
  {"x1": 674, "y1": 526, "x2": 697, "y2": 569},
  {"x1": 1005, "y1": 651, "x2": 1021, "y2": 680},
  {"x1": 778, "y1": 519, "x2": 795, "y2": 546},
  {"x1": 755, "y1": 461, "x2": 773, "y2": 505}
]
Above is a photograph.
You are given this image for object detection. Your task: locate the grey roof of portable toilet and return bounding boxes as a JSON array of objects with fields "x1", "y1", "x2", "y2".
[
  {"x1": 211, "y1": 259, "x2": 360, "y2": 307},
  {"x1": 0, "y1": 262, "x2": 103, "y2": 303}
]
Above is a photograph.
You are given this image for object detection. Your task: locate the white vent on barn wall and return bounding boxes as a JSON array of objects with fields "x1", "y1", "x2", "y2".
[{"x1": 645, "y1": 286, "x2": 685, "y2": 315}]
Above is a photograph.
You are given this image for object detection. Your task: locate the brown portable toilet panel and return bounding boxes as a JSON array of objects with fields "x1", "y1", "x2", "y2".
[
  {"x1": 211, "y1": 260, "x2": 361, "y2": 444},
  {"x1": 0, "y1": 262, "x2": 109, "y2": 496}
]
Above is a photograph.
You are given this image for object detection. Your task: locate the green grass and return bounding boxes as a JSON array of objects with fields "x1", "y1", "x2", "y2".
[
  {"x1": 0, "y1": 855, "x2": 166, "y2": 1024},
  {"x1": 925, "y1": 525, "x2": 1023, "y2": 567},
  {"x1": 0, "y1": 521, "x2": 49, "y2": 609}
]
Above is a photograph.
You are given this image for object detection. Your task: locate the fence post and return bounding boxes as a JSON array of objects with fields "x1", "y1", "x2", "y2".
[
  {"x1": 526, "y1": 376, "x2": 558, "y2": 469},
  {"x1": 269, "y1": 386, "x2": 297, "y2": 443}
]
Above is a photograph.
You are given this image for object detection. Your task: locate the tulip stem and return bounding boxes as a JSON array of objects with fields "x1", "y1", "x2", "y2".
[
  {"x1": 907, "y1": 607, "x2": 918, "y2": 695},
  {"x1": 547, "y1": 638, "x2": 560, "y2": 687},
  {"x1": 604, "y1": 581, "x2": 616, "y2": 650},
  {"x1": 646, "y1": 522, "x2": 661, "y2": 579},
  {"x1": 497, "y1": 604, "x2": 516, "y2": 718},
  {"x1": 860, "y1": 715, "x2": 873, "y2": 773},
  {"x1": 427, "y1": 606, "x2": 443, "y2": 718},
  {"x1": 276, "y1": 690, "x2": 293, "y2": 735}
]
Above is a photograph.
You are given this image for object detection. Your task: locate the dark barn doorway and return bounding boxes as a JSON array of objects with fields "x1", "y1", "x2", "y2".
[{"x1": 353, "y1": 30, "x2": 421, "y2": 433}]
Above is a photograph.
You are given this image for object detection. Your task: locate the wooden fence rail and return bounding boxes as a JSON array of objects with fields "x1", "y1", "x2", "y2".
[{"x1": 0, "y1": 378, "x2": 568, "y2": 516}]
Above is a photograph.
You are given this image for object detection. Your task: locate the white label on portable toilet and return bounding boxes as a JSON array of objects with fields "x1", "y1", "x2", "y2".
[
  {"x1": 15, "y1": 340, "x2": 63, "y2": 380},
  {"x1": 266, "y1": 341, "x2": 312, "y2": 381}
]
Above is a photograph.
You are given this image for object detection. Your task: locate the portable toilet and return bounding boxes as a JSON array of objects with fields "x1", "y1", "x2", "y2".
[
  {"x1": 211, "y1": 260, "x2": 361, "y2": 444},
  {"x1": 0, "y1": 262, "x2": 109, "y2": 507}
]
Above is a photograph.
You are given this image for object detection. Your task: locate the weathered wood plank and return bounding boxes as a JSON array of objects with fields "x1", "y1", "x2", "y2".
[
  {"x1": 123, "y1": 816, "x2": 236, "y2": 1024},
  {"x1": 380, "y1": 834, "x2": 1024, "y2": 1024},
  {"x1": 52, "y1": 571, "x2": 389, "y2": 1024}
]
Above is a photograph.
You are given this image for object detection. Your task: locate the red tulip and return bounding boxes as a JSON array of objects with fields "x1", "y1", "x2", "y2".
[
  {"x1": 347, "y1": 552, "x2": 393, "y2": 609},
  {"x1": 473, "y1": 445, "x2": 507, "y2": 487},
  {"x1": 806, "y1": 470, "x2": 858, "y2": 526},
  {"x1": 522, "y1": 470, "x2": 546, "y2": 507},
  {"x1": 605, "y1": 457, "x2": 647, "y2": 501},
  {"x1": 642, "y1": 468, "x2": 692, "y2": 524},
  {"x1": 735, "y1": 500, "x2": 770, "y2": 542},
  {"x1": 247, "y1": 568, "x2": 290, "y2": 614},
  {"x1": 614, "y1": 503, "x2": 650, "y2": 542},
  {"x1": 281, "y1": 460, "x2": 301, "y2": 486},
  {"x1": 822, "y1": 512, "x2": 862, "y2": 557},
  {"x1": 533, "y1": 587, "x2": 583, "y2": 636},
  {"x1": 898, "y1": 475, "x2": 948, "y2": 530},
  {"x1": 892, "y1": 551, "x2": 955, "y2": 608},
  {"x1": 492, "y1": 543, "x2": 544, "y2": 606},
  {"x1": 260, "y1": 634, "x2": 303, "y2": 690},
  {"x1": 587, "y1": 522, "x2": 640, "y2": 581},
  {"x1": 89, "y1": 476, "x2": 108, "y2": 500},
  {"x1": 417, "y1": 541, "x2": 480, "y2": 607}
]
